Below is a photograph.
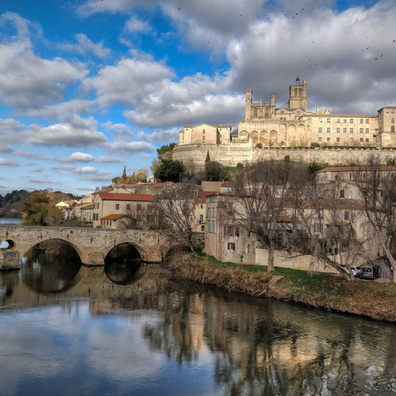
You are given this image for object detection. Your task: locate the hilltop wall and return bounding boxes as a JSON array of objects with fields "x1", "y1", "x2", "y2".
[{"x1": 172, "y1": 144, "x2": 396, "y2": 167}]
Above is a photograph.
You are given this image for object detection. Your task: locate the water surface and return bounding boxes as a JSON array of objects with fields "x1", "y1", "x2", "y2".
[{"x1": 1, "y1": 259, "x2": 396, "y2": 395}]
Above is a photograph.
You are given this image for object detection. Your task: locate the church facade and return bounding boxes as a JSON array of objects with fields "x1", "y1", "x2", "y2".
[{"x1": 175, "y1": 79, "x2": 396, "y2": 167}]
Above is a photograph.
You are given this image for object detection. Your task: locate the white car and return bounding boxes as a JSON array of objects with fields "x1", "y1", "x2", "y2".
[{"x1": 347, "y1": 266, "x2": 362, "y2": 277}]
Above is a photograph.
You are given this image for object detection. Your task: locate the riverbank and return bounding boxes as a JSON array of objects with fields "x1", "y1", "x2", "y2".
[{"x1": 168, "y1": 253, "x2": 396, "y2": 323}]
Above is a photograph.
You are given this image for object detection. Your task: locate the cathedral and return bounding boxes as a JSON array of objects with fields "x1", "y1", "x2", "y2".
[{"x1": 178, "y1": 78, "x2": 396, "y2": 149}]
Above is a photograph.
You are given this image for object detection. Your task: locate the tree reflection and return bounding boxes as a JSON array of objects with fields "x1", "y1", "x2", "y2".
[{"x1": 140, "y1": 280, "x2": 396, "y2": 395}]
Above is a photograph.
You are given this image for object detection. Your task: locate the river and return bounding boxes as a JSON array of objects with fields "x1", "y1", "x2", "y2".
[{"x1": 1, "y1": 251, "x2": 396, "y2": 395}]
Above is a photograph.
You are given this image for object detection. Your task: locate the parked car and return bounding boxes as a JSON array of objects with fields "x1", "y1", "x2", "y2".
[
  {"x1": 348, "y1": 266, "x2": 363, "y2": 277},
  {"x1": 360, "y1": 266, "x2": 376, "y2": 280}
]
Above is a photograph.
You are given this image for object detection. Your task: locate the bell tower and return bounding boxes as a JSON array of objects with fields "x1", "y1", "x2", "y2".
[{"x1": 288, "y1": 77, "x2": 307, "y2": 111}]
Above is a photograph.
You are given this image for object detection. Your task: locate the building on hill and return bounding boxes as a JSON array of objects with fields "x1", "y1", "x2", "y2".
[{"x1": 174, "y1": 79, "x2": 396, "y2": 168}]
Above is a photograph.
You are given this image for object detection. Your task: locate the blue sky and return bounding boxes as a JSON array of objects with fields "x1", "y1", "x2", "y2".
[{"x1": 0, "y1": 0, "x2": 394, "y2": 196}]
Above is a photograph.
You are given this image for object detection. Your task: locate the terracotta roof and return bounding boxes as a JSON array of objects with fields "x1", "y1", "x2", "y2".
[
  {"x1": 100, "y1": 214, "x2": 125, "y2": 220},
  {"x1": 81, "y1": 204, "x2": 94, "y2": 210},
  {"x1": 97, "y1": 192, "x2": 155, "y2": 201}
]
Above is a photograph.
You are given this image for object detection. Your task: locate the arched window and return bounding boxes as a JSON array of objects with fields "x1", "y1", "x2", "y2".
[{"x1": 391, "y1": 125, "x2": 395, "y2": 133}]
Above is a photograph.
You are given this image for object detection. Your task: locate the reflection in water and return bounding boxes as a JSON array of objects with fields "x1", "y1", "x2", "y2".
[
  {"x1": 104, "y1": 242, "x2": 143, "y2": 285},
  {"x1": 1, "y1": 264, "x2": 396, "y2": 395},
  {"x1": 20, "y1": 241, "x2": 82, "y2": 293},
  {"x1": 104, "y1": 260, "x2": 143, "y2": 285}
]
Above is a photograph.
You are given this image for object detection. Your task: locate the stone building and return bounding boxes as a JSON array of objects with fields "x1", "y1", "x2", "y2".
[{"x1": 174, "y1": 79, "x2": 396, "y2": 167}]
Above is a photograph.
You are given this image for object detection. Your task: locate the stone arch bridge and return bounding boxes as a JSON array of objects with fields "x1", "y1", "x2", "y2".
[{"x1": 0, "y1": 226, "x2": 183, "y2": 268}]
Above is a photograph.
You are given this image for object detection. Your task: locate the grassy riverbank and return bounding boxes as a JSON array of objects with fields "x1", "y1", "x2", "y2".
[{"x1": 168, "y1": 252, "x2": 396, "y2": 322}]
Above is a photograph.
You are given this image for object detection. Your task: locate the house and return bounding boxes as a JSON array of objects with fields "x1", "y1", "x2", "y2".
[{"x1": 92, "y1": 192, "x2": 155, "y2": 229}]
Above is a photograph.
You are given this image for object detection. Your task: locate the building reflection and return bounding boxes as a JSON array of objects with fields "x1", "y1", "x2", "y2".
[{"x1": 1, "y1": 264, "x2": 395, "y2": 394}]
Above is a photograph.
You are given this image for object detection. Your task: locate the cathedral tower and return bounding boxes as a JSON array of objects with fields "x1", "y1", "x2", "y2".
[{"x1": 288, "y1": 77, "x2": 307, "y2": 111}]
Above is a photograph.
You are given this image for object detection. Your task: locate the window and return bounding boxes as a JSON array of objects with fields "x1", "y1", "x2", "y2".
[
  {"x1": 360, "y1": 119, "x2": 363, "y2": 124},
  {"x1": 360, "y1": 138, "x2": 363, "y2": 142},
  {"x1": 126, "y1": 204, "x2": 131, "y2": 210},
  {"x1": 366, "y1": 119, "x2": 369, "y2": 124},
  {"x1": 366, "y1": 128, "x2": 369, "y2": 134},
  {"x1": 227, "y1": 242, "x2": 235, "y2": 250},
  {"x1": 317, "y1": 209, "x2": 324, "y2": 219},
  {"x1": 201, "y1": 225, "x2": 205, "y2": 232},
  {"x1": 199, "y1": 214, "x2": 204, "y2": 223},
  {"x1": 115, "y1": 204, "x2": 120, "y2": 210},
  {"x1": 314, "y1": 223, "x2": 323, "y2": 233},
  {"x1": 350, "y1": 128, "x2": 354, "y2": 133},
  {"x1": 391, "y1": 126, "x2": 395, "y2": 133},
  {"x1": 336, "y1": 137, "x2": 340, "y2": 142},
  {"x1": 340, "y1": 189, "x2": 345, "y2": 198},
  {"x1": 318, "y1": 137, "x2": 322, "y2": 142},
  {"x1": 343, "y1": 119, "x2": 347, "y2": 123},
  {"x1": 319, "y1": 118, "x2": 322, "y2": 123},
  {"x1": 246, "y1": 244, "x2": 251, "y2": 254},
  {"x1": 327, "y1": 137, "x2": 330, "y2": 142},
  {"x1": 137, "y1": 204, "x2": 142, "y2": 210},
  {"x1": 344, "y1": 211, "x2": 350, "y2": 220},
  {"x1": 318, "y1": 127, "x2": 322, "y2": 133},
  {"x1": 343, "y1": 128, "x2": 347, "y2": 133},
  {"x1": 360, "y1": 128, "x2": 364, "y2": 133},
  {"x1": 327, "y1": 127, "x2": 330, "y2": 133},
  {"x1": 337, "y1": 128, "x2": 340, "y2": 133},
  {"x1": 327, "y1": 118, "x2": 331, "y2": 123},
  {"x1": 350, "y1": 118, "x2": 353, "y2": 123},
  {"x1": 337, "y1": 119, "x2": 340, "y2": 123}
]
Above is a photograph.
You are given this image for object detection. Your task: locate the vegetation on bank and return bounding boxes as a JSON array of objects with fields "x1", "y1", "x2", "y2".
[{"x1": 168, "y1": 252, "x2": 396, "y2": 322}]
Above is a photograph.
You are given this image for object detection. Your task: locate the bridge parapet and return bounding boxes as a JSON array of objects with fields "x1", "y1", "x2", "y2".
[{"x1": 0, "y1": 226, "x2": 181, "y2": 268}]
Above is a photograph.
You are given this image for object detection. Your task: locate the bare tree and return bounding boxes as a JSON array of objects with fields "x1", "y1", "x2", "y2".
[
  {"x1": 227, "y1": 160, "x2": 304, "y2": 272},
  {"x1": 155, "y1": 183, "x2": 199, "y2": 252},
  {"x1": 291, "y1": 179, "x2": 367, "y2": 280},
  {"x1": 353, "y1": 156, "x2": 396, "y2": 281},
  {"x1": 121, "y1": 204, "x2": 167, "y2": 230}
]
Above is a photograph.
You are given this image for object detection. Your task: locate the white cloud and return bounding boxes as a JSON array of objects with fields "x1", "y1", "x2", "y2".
[
  {"x1": 107, "y1": 141, "x2": 156, "y2": 155},
  {"x1": 75, "y1": 166, "x2": 97, "y2": 174},
  {"x1": 27, "y1": 122, "x2": 107, "y2": 147},
  {"x1": 58, "y1": 33, "x2": 111, "y2": 58},
  {"x1": 77, "y1": 0, "x2": 148, "y2": 16},
  {"x1": 0, "y1": 158, "x2": 18, "y2": 166},
  {"x1": 82, "y1": 52, "x2": 175, "y2": 108},
  {"x1": 62, "y1": 152, "x2": 96, "y2": 163},
  {"x1": 137, "y1": 128, "x2": 179, "y2": 143},
  {"x1": 0, "y1": 38, "x2": 87, "y2": 110},
  {"x1": 125, "y1": 17, "x2": 151, "y2": 34},
  {"x1": 98, "y1": 156, "x2": 125, "y2": 163}
]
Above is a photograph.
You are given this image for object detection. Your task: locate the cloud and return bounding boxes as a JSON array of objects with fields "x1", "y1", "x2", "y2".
[
  {"x1": 0, "y1": 37, "x2": 87, "y2": 110},
  {"x1": 82, "y1": 52, "x2": 175, "y2": 108},
  {"x1": 0, "y1": 158, "x2": 18, "y2": 166},
  {"x1": 25, "y1": 100, "x2": 95, "y2": 122},
  {"x1": 28, "y1": 177, "x2": 50, "y2": 184},
  {"x1": 98, "y1": 156, "x2": 125, "y2": 163},
  {"x1": 58, "y1": 33, "x2": 111, "y2": 58},
  {"x1": 51, "y1": 165, "x2": 76, "y2": 171},
  {"x1": 137, "y1": 128, "x2": 179, "y2": 143},
  {"x1": 77, "y1": 0, "x2": 147, "y2": 16},
  {"x1": 107, "y1": 141, "x2": 156, "y2": 155},
  {"x1": 27, "y1": 122, "x2": 107, "y2": 147},
  {"x1": 125, "y1": 17, "x2": 151, "y2": 34},
  {"x1": 75, "y1": 166, "x2": 98, "y2": 174},
  {"x1": 62, "y1": 152, "x2": 96, "y2": 163}
]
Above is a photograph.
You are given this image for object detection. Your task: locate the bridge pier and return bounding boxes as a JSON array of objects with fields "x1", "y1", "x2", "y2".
[{"x1": 0, "y1": 250, "x2": 20, "y2": 270}]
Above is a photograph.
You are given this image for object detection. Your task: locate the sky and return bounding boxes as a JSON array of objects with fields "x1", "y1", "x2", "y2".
[{"x1": 0, "y1": 0, "x2": 395, "y2": 196}]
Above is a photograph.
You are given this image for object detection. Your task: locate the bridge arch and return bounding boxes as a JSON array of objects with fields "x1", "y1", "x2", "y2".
[{"x1": 0, "y1": 226, "x2": 181, "y2": 267}]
